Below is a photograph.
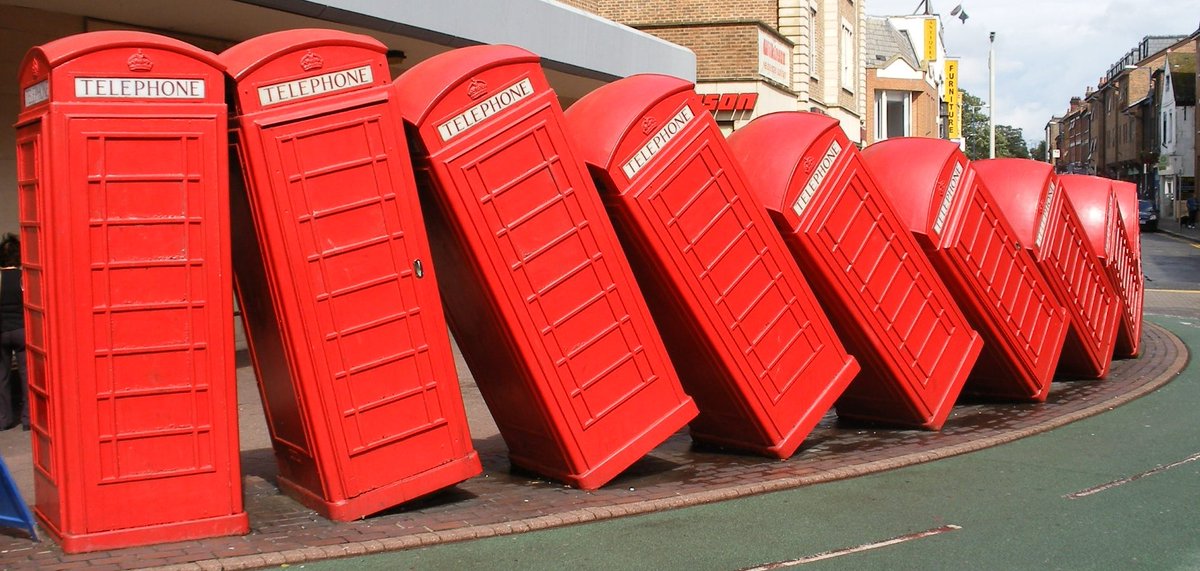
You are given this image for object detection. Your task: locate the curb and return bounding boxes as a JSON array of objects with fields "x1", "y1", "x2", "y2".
[{"x1": 149, "y1": 320, "x2": 1189, "y2": 571}]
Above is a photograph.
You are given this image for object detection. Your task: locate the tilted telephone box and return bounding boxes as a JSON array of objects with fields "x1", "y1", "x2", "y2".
[
  {"x1": 862, "y1": 138, "x2": 1068, "y2": 401},
  {"x1": 394, "y1": 45, "x2": 697, "y2": 489},
  {"x1": 564, "y1": 74, "x2": 859, "y2": 458},
  {"x1": 728, "y1": 113, "x2": 981, "y2": 430},
  {"x1": 220, "y1": 29, "x2": 480, "y2": 521},
  {"x1": 1059, "y1": 175, "x2": 1143, "y2": 359},
  {"x1": 973, "y1": 159, "x2": 1120, "y2": 378}
]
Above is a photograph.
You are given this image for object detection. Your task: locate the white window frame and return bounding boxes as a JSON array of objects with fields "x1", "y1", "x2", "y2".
[
  {"x1": 840, "y1": 18, "x2": 855, "y2": 92},
  {"x1": 875, "y1": 90, "x2": 911, "y2": 141}
]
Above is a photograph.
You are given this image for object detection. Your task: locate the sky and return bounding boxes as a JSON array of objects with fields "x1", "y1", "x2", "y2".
[{"x1": 866, "y1": 0, "x2": 1199, "y2": 146}]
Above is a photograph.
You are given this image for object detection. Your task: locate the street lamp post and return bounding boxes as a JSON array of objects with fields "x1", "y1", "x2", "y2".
[{"x1": 988, "y1": 31, "x2": 995, "y2": 159}]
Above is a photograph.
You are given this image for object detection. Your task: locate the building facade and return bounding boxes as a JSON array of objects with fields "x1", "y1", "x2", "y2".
[
  {"x1": 1156, "y1": 52, "x2": 1196, "y2": 214},
  {"x1": 863, "y1": 16, "x2": 939, "y2": 144},
  {"x1": 591, "y1": 0, "x2": 867, "y2": 140},
  {"x1": 0, "y1": 0, "x2": 697, "y2": 236},
  {"x1": 1051, "y1": 33, "x2": 1197, "y2": 209}
]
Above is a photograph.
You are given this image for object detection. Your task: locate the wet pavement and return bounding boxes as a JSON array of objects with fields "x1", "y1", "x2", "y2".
[{"x1": 0, "y1": 291, "x2": 1191, "y2": 570}]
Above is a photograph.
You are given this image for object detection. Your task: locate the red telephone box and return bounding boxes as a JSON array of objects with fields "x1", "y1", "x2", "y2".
[
  {"x1": 14, "y1": 31, "x2": 246, "y2": 552},
  {"x1": 220, "y1": 30, "x2": 480, "y2": 521},
  {"x1": 861, "y1": 138, "x2": 1067, "y2": 401},
  {"x1": 1111, "y1": 180, "x2": 1144, "y2": 357},
  {"x1": 973, "y1": 160, "x2": 1120, "y2": 379},
  {"x1": 1113, "y1": 181, "x2": 1142, "y2": 257},
  {"x1": 394, "y1": 46, "x2": 697, "y2": 489},
  {"x1": 563, "y1": 75, "x2": 858, "y2": 458},
  {"x1": 1059, "y1": 175, "x2": 1143, "y2": 358},
  {"x1": 727, "y1": 113, "x2": 982, "y2": 430}
]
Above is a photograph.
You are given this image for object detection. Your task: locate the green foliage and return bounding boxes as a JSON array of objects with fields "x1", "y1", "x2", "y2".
[
  {"x1": 1029, "y1": 140, "x2": 1048, "y2": 162},
  {"x1": 960, "y1": 89, "x2": 1030, "y2": 160}
]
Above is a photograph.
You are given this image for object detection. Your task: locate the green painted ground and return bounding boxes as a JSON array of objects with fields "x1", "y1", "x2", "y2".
[{"x1": 305, "y1": 316, "x2": 1200, "y2": 571}]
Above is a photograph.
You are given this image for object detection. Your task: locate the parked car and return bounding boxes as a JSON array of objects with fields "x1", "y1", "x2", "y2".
[{"x1": 1138, "y1": 199, "x2": 1158, "y2": 232}]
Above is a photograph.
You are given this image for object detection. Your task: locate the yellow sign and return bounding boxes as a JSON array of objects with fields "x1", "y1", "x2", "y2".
[
  {"x1": 944, "y1": 59, "x2": 961, "y2": 139},
  {"x1": 948, "y1": 89, "x2": 963, "y2": 139},
  {"x1": 924, "y1": 18, "x2": 938, "y2": 63},
  {"x1": 944, "y1": 59, "x2": 959, "y2": 99}
]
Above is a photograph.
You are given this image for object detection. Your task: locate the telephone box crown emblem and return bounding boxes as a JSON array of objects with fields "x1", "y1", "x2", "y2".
[
  {"x1": 641, "y1": 117, "x2": 658, "y2": 134},
  {"x1": 301, "y1": 50, "x2": 324, "y2": 71},
  {"x1": 467, "y1": 79, "x2": 488, "y2": 100},
  {"x1": 30, "y1": 60, "x2": 40, "y2": 78},
  {"x1": 127, "y1": 49, "x2": 154, "y2": 72},
  {"x1": 802, "y1": 156, "x2": 815, "y2": 174}
]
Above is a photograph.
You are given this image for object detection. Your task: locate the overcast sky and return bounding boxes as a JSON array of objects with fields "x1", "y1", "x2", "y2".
[{"x1": 866, "y1": 0, "x2": 1199, "y2": 146}]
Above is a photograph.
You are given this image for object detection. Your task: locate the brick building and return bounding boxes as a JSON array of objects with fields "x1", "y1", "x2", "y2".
[
  {"x1": 863, "y1": 16, "x2": 940, "y2": 145},
  {"x1": 588, "y1": 0, "x2": 867, "y2": 141},
  {"x1": 0, "y1": 0, "x2": 696, "y2": 235}
]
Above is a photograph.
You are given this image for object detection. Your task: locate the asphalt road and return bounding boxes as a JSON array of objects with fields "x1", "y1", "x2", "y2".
[
  {"x1": 1141, "y1": 231, "x2": 1200, "y2": 291},
  {"x1": 303, "y1": 313, "x2": 1200, "y2": 570},
  {"x1": 302, "y1": 232, "x2": 1200, "y2": 570}
]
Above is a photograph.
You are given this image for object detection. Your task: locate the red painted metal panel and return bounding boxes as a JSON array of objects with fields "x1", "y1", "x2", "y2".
[
  {"x1": 727, "y1": 113, "x2": 981, "y2": 430},
  {"x1": 220, "y1": 29, "x2": 480, "y2": 521},
  {"x1": 861, "y1": 138, "x2": 1067, "y2": 401},
  {"x1": 564, "y1": 75, "x2": 858, "y2": 458},
  {"x1": 394, "y1": 46, "x2": 696, "y2": 489},
  {"x1": 1059, "y1": 175, "x2": 1143, "y2": 358},
  {"x1": 973, "y1": 160, "x2": 1121, "y2": 378},
  {"x1": 14, "y1": 31, "x2": 246, "y2": 552}
]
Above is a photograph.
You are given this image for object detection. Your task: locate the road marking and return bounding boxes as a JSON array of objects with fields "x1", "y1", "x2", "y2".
[
  {"x1": 740, "y1": 525, "x2": 962, "y2": 569},
  {"x1": 1145, "y1": 289, "x2": 1200, "y2": 294},
  {"x1": 1065, "y1": 451, "x2": 1200, "y2": 499}
]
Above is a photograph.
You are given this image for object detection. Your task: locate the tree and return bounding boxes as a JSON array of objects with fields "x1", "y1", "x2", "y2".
[
  {"x1": 959, "y1": 89, "x2": 1030, "y2": 160},
  {"x1": 996, "y1": 125, "x2": 1030, "y2": 159},
  {"x1": 1029, "y1": 140, "x2": 1048, "y2": 162},
  {"x1": 961, "y1": 90, "x2": 989, "y2": 160}
]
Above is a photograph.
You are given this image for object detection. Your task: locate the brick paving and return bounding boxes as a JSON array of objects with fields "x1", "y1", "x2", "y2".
[{"x1": 0, "y1": 316, "x2": 1187, "y2": 571}]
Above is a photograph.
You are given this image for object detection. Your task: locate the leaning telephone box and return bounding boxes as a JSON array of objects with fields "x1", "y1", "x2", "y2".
[
  {"x1": 972, "y1": 159, "x2": 1120, "y2": 379},
  {"x1": 563, "y1": 75, "x2": 858, "y2": 458},
  {"x1": 1059, "y1": 175, "x2": 1143, "y2": 358},
  {"x1": 220, "y1": 30, "x2": 480, "y2": 521},
  {"x1": 861, "y1": 138, "x2": 1067, "y2": 401},
  {"x1": 14, "y1": 31, "x2": 246, "y2": 552},
  {"x1": 1111, "y1": 180, "x2": 1144, "y2": 357},
  {"x1": 727, "y1": 113, "x2": 982, "y2": 430},
  {"x1": 1113, "y1": 181, "x2": 1142, "y2": 258},
  {"x1": 394, "y1": 46, "x2": 697, "y2": 488}
]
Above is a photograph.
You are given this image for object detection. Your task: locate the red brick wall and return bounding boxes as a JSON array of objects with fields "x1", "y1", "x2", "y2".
[
  {"x1": 640, "y1": 23, "x2": 761, "y2": 81},
  {"x1": 595, "y1": 0, "x2": 777, "y2": 28}
]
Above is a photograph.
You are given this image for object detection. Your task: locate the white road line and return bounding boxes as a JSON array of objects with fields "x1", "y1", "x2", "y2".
[
  {"x1": 1065, "y1": 451, "x2": 1200, "y2": 499},
  {"x1": 740, "y1": 525, "x2": 962, "y2": 570}
]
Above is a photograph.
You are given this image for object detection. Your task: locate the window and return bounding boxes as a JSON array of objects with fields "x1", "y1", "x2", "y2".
[
  {"x1": 875, "y1": 90, "x2": 910, "y2": 140},
  {"x1": 840, "y1": 19, "x2": 854, "y2": 92},
  {"x1": 808, "y1": 8, "x2": 817, "y2": 78}
]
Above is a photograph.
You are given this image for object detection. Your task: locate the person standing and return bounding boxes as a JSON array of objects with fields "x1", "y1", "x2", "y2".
[
  {"x1": 1188, "y1": 195, "x2": 1199, "y2": 229},
  {"x1": 0, "y1": 233, "x2": 28, "y2": 431}
]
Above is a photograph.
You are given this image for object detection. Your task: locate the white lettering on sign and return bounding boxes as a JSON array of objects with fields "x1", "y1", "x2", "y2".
[
  {"x1": 437, "y1": 78, "x2": 535, "y2": 142},
  {"x1": 1035, "y1": 182, "x2": 1056, "y2": 248},
  {"x1": 257, "y1": 65, "x2": 373, "y2": 106},
  {"x1": 622, "y1": 106, "x2": 696, "y2": 179},
  {"x1": 23, "y1": 81, "x2": 49, "y2": 107},
  {"x1": 794, "y1": 140, "x2": 841, "y2": 217},
  {"x1": 75, "y1": 77, "x2": 205, "y2": 99},
  {"x1": 933, "y1": 162, "x2": 964, "y2": 234}
]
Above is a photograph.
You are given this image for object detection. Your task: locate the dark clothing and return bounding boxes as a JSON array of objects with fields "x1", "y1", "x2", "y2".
[
  {"x1": 0, "y1": 328, "x2": 27, "y2": 429},
  {"x1": 0, "y1": 268, "x2": 21, "y2": 332},
  {"x1": 0, "y1": 269, "x2": 26, "y2": 429}
]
